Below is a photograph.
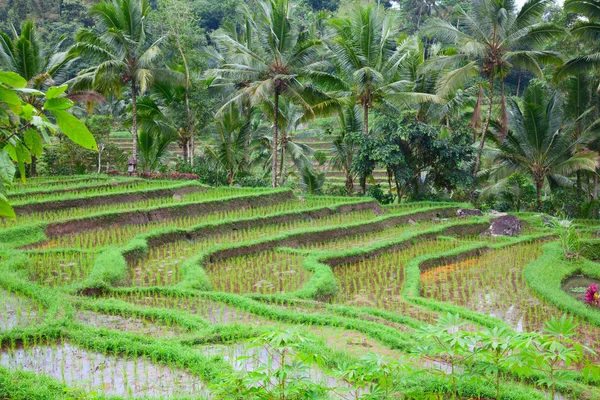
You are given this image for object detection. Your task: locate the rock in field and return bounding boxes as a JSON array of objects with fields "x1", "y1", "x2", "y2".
[
  {"x1": 489, "y1": 215, "x2": 522, "y2": 237},
  {"x1": 457, "y1": 208, "x2": 483, "y2": 217}
]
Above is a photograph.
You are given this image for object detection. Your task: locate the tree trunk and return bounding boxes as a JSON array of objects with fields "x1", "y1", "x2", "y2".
[
  {"x1": 272, "y1": 88, "x2": 280, "y2": 187},
  {"x1": 176, "y1": 35, "x2": 194, "y2": 166},
  {"x1": 535, "y1": 178, "x2": 543, "y2": 211},
  {"x1": 363, "y1": 101, "x2": 369, "y2": 137},
  {"x1": 30, "y1": 156, "x2": 37, "y2": 177},
  {"x1": 594, "y1": 171, "x2": 598, "y2": 200},
  {"x1": 182, "y1": 138, "x2": 189, "y2": 163},
  {"x1": 345, "y1": 172, "x2": 353, "y2": 196},
  {"x1": 279, "y1": 135, "x2": 286, "y2": 185},
  {"x1": 471, "y1": 76, "x2": 494, "y2": 201},
  {"x1": 190, "y1": 135, "x2": 194, "y2": 167},
  {"x1": 131, "y1": 77, "x2": 138, "y2": 170},
  {"x1": 516, "y1": 71, "x2": 521, "y2": 97},
  {"x1": 360, "y1": 174, "x2": 366, "y2": 195}
]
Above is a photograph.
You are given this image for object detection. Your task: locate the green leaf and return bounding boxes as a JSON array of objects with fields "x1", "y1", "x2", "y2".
[
  {"x1": 0, "y1": 148, "x2": 16, "y2": 184},
  {"x1": 53, "y1": 110, "x2": 98, "y2": 151},
  {"x1": 24, "y1": 129, "x2": 43, "y2": 157},
  {"x1": 16, "y1": 142, "x2": 31, "y2": 164},
  {"x1": 0, "y1": 72, "x2": 26, "y2": 88},
  {"x1": 3, "y1": 143, "x2": 16, "y2": 161},
  {"x1": 0, "y1": 85, "x2": 22, "y2": 106},
  {"x1": 46, "y1": 84, "x2": 68, "y2": 99},
  {"x1": 21, "y1": 103, "x2": 35, "y2": 121},
  {"x1": 0, "y1": 193, "x2": 15, "y2": 219},
  {"x1": 43, "y1": 97, "x2": 74, "y2": 111}
]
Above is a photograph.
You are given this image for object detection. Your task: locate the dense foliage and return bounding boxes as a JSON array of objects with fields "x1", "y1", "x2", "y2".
[{"x1": 1, "y1": 0, "x2": 600, "y2": 217}]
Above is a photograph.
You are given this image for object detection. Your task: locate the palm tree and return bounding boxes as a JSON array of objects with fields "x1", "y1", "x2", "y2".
[
  {"x1": 0, "y1": 20, "x2": 79, "y2": 175},
  {"x1": 207, "y1": 0, "x2": 335, "y2": 187},
  {"x1": 0, "y1": 21, "x2": 77, "y2": 90},
  {"x1": 329, "y1": 106, "x2": 362, "y2": 195},
  {"x1": 326, "y1": 6, "x2": 439, "y2": 138},
  {"x1": 422, "y1": 0, "x2": 564, "y2": 186},
  {"x1": 70, "y1": 0, "x2": 173, "y2": 170},
  {"x1": 554, "y1": 0, "x2": 600, "y2": 198},
  {"x1": 555, "y1": 0, "x2": 600, "y2": 80},
  {"x1": 489, "y1": 85, "x2": 597, "y2": 210},
  {"x1": 129, "y1": 96, "x2": 177, "y2": 171},
  {"x1": 207, "y1": 105, "x2": 255, "y2": 185}
]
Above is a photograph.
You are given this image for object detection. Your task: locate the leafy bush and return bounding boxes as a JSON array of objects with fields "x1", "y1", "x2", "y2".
[{"x1": 366, "y1": 184, "x2": 394, "y2": 205}]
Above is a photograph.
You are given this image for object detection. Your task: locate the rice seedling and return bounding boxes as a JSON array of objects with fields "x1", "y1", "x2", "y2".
[
  {"x1": 7, "y1": 178, "x2": 124, "y2": 198},
  {"x1": 75, "y1": 309, "x2": 189, "y2": 338},
  {"x1": 301, "y1": 219, "x2": 448, "y2": 251},
  {"x1": 11, "y1": 179, "x2": 185, "y2": 204},
  {"x1": 129, "y1": 209, "x2": 377, "y2": 286},
  {"x1": 26, "y1": 251, "x2": 96, "y2": 287},
  {"x1": 331, "y1": 239, "x2": 460, "y2": 323},
  {"x1": 0, "y1": 341, "x2": 207, "y2": 397},
  {"x1": 102, "y1": 292, "x2": 274, "y2": 326},
  {"x1": 420, "y1": 243, "x2": 600, "y2": 358},
  {"x1": 0, "y1": 289, "x2": 43, "y2": 331},
  {"x1": 1, "y1": 186, "x2": 264, "y2": 228},
  {"x1": 207, "y1": 251, "x2": 310, "y2": 295},
  {"x1": 32, "y1": 198, "x2": 375, "y2": 250}
]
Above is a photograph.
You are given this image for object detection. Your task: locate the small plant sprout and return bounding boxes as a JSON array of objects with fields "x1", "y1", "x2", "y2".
[{"x1": 511, "y1": 315, "x2": 600, "y2": 400}]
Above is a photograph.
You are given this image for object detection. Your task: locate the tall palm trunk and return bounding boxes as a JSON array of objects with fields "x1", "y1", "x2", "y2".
[
  {"x1": 471, "y1": 76, "x2": 494, "y2": 200},
  {"x1": 279, "y1": 134, "x2": 286, "y2": 185},
  {"x1": 272, "y1": 87, "x2": 280, "y2": 187},
  {"x1": 176, "y1": 35, "x2": 193, "y2": 165},
  {"x1": 363, "y1": 101, "x2": 369, "y2": 137},
  {"x1": 535, "y1": 176, "x2": 543, "y2": 211},
  {"x1": 131, "y1": 77, "x2": 138, "y2": 170}
]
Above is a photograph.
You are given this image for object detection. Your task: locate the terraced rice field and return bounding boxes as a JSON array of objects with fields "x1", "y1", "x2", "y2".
[{"x1": 1, "y1": 175, "x2": 599, "y2": 399}]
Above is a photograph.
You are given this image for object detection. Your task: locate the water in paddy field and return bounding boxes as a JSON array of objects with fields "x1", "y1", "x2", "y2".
[
  {"x1": 562, "y1": 275, "x2": 600, "y2": 303},
  {"x1": 75, "y1": 309, "x2": 190, "y2": 338},
  {"x1": 0, "y1": 342, "x2": 207, "y2": 398},
  {"x1": 197, "y1": 343, "x2": 350, "y2": 392},
  {"x1": 0, "y1": 289, "x2": 43, "y2": 331}
]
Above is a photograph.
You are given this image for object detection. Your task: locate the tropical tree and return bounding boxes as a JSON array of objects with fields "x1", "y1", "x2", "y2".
[
  {"x1": 269, "y1": 101, "x2": 314, "y2": 185},
  {"x1": 554, "y1": 0, "x2": 600, "y2": 198},
  {"x1": 0, "y1": 73, "x2": 97, "y2": 218},
  {"x1": 422, "y1": 0, "x2": 564, "y2": 186},
  {"x1": 329, "y1": 106, "x2": 362, "y2": 195},
  {"x1": 0, "y1": 20, "x2": 82, "y2": 175},
  {"x1": 70, "y1": 0, "x2": 176, "y2": 170},
  {"x1": 206, "y1": 0, "x2": 335, "y2": 187},
  {"x1": 489, "y1": 85, "x2": 597, "y2": 210},
  {"x1": 129, "y1": 96, "x2": 177, "y2": 171},
  {"x1": 207, "y1": 105, "x2": 256, "y2": 185},
  {"x1": 154, "y1": 0, "x2": 206, "y2": 165},
  {"x1": 555, "y1": 0, "x2": 600, "y2": 80},
  {"x1": 0, "y1": 21, "x2": 77, "y2": 90},
  {"x1": 326, "y1": 6, "x2": 439, "y2": 138}
]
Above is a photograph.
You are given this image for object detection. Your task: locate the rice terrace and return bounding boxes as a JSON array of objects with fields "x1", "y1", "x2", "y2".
[
  {"x1": 3, "y1": 0, "x2": 600, "y2": 398},
  {"x1": 0, "y1": 175, "x2": 599, "y2": 399}
]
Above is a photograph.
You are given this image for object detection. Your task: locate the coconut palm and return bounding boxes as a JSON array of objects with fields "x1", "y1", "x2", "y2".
[
  {"x1": 329, "y1": 106, "x2": 362, "y2": 195},
  {"x1": 207, "y1": 0, "x2": 335, "y2": 187},
  {"x1": 207, "y1": 105, "x2": 257, "y2": 185},
  {"x1": 422, "y1": 0, "x2": 564, "y2": 185},
  {"x1": 0, "y1": 21, "x2": 77, "y2": 90},
  {"x1": 326, "y1": 6, "x2": 439, "y2": 138},
  {"x1": 70, "y1": 0, "x2": 176, "y2": 170},
  {"x1": 555, "y1": 0, "x2": 600, "y2": 80},
  {"x1": 489, "y1": 85, "x2": 598, "y2": 210}
]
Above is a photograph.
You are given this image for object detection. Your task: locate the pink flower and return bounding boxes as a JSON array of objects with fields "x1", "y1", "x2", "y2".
[{"x1": 585, "y1": 284, "x2": 599, "y2": 307}]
